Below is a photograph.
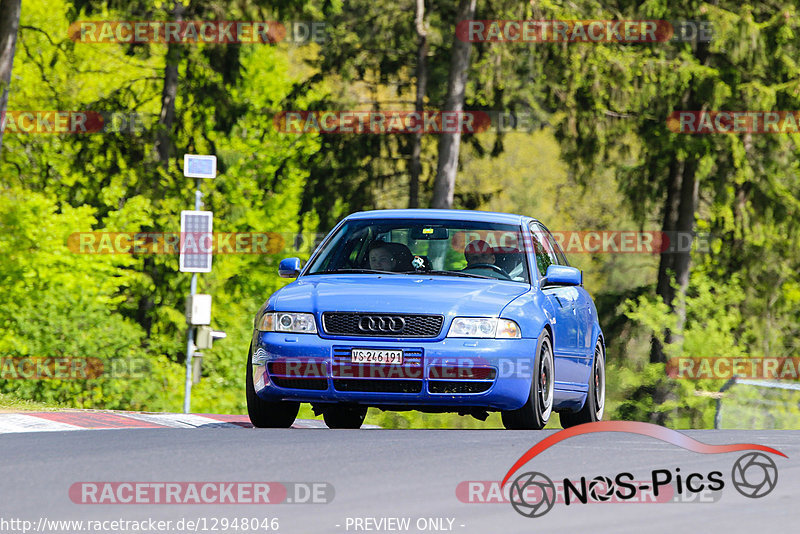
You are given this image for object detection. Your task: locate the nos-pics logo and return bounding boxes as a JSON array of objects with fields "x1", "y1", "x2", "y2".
[{"x1": 502, "y1": 421, "x2": 784, "y2": 518}]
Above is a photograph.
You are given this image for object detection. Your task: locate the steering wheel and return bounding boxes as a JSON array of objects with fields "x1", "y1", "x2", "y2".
[{"x1": 463, "y1": 263, "x2": 512, "y2": 280}]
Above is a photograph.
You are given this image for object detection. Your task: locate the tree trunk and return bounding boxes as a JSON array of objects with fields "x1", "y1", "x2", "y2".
[
  {"x1": 650, "y1": 155, "x2": 698, "y2": 364},
  {"x1": 142, "y1": 2, "x2": 183, "y2": 336},
  {"x1": 0, "y1": 0, "x2": 21, "y2": 156},
  {"x1": 649, "y1": 155, "x2": 697, "y2": 411},
  {"x1": 650, "y1": 158, "x2": 683, "y2": 363},
  {"x1": 671, "y1": 157, "x2": 699, "y2": 337},
  {"x1": 666, "y1": 43, "x2": 708, "y2": 342},
  {"x1": 649, "y1": 71, "x2": 703, "y2": 364},
  {"x1": 431, "y1": 0, "x2": 475, "y2": 209},
  {"x1": 154, "y1": 3, "x2": 184, "y2": 167},
  {"x1": 409, "y1": 0, "x2": 428, "y2": 209}
]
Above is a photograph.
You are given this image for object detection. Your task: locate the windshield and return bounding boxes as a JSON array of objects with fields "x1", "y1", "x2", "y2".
[{"x1": 306, "y1": 218, "x2": 530, "y2": 283}]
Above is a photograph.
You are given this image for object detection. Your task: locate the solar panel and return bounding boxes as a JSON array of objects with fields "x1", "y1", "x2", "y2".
[
  {"x1": 180, "y1": 210, "x2": 213, "y2": 272},
  {"x1": 183, "y1": 154, "x2": 217, "y2": 178}
]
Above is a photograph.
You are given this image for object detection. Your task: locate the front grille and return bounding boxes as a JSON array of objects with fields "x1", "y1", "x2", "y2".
[
  {"x1": 271, "y1": 377, "x2": 328, "y2": 390},
  {"x1": 268, "y1": 361, "x2": 328, "y2": 390},
  {"x1": 333, "y1": 379, "x2": 423, "y2": 393},
  {"x1": 429, "y1": 381, "x2": 492, "y2": 394},
  {"x1": 322, "y1": 313, "x2": 444, "y2": 338},
  {"x1": 268, "y1": 361, "x2": 327, "y2": 377},
  {"x1": 428, "y1": 366, "x2": 497, "y2": 380}
]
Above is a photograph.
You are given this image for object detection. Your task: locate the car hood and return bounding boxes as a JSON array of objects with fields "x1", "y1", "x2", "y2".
[{"x1": 272, "y1": 274, "x2": 530, "y2": 317}]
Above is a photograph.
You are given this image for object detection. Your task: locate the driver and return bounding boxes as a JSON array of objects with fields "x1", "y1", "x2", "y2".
[
  {"x1": 368, "y1": 240, "x2": 413, "y2": 272},
  {"x1": 368, "y1": 240, "x2": 397, "y2": 271},
  {"x1": 464, "y1": 239, "x2": 496, "y2": 266},
  {"x1": 463, "y1": 240, "x2": 510, "y2": 279}
]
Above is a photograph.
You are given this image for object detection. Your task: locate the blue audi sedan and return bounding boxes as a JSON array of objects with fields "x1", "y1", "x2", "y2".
[{"x1": 247, "y1": 209, "x2": 605, "y2": 429}]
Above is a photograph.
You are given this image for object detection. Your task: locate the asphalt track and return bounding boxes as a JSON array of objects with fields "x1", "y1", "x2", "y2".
[{"x1": 0, "y1": 415, "x2": 797, "y2": 534}]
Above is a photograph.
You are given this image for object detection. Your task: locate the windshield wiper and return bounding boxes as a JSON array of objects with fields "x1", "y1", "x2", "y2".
[
  {"x1": 406, "y1": 269, "x2": 493, "y2": 279},
  {"x1": 324, "y1": 268, "x2": 402, "y2": 275}
]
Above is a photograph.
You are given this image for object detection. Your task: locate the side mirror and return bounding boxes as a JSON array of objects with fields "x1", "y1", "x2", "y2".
[
  {"x1": 542, "y1": 265, "x2": 582, "y2": 287},
  {"x1": 278, "y1": 257, "x2": 302, "y2": 278}
]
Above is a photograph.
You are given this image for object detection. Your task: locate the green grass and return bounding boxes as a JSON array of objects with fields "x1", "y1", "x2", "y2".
[{"x1": 0, "y1": 392, "x2": 66, "y2": 412}]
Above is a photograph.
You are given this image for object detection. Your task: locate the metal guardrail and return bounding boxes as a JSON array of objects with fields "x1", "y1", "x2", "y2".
[{"x1": 714, "y1": 377, "x2": 800, "y2": 429}]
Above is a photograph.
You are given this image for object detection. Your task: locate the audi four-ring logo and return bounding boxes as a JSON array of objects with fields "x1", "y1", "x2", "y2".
[{"x1": 358, "y1": 315, "x2": 406, "y2": 333}]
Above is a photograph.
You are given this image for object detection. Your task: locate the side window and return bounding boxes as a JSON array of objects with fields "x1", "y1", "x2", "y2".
[
  {"x1": 530, "y1": 224, "x2": 557, "y2": 276},
  {"x1": 529, "y1": 223, "x2": 558, "y2": 277},
  {"x1": 554, "y1": 243, "x2": 569, "y2": 266},
  {"x1": 543, "y1": 227, "x2": 569, "y2": 266}
]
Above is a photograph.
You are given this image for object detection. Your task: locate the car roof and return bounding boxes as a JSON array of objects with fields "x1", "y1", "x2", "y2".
[{"x1": 346, "y1": 209, "x2": 533, "y2": 226}]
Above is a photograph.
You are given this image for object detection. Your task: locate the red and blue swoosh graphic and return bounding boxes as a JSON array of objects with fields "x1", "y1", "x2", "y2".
[{"x1": 501, "y1": 421, "x2": 787, "y2": 486}]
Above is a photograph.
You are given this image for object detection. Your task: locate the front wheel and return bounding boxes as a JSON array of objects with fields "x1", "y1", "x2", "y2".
[
  {"x1": 560, "y1": 338, "x2": 605, "y2": 428},
  {"x1": 502, "y1": 331, "x2": 554, "y2": 430},
  {"x1": 323, "y1": 405, "x2": 367, "y2": 429},
  {"x1": 246, "y1": 344, "x2": 300, "y2": 428}
]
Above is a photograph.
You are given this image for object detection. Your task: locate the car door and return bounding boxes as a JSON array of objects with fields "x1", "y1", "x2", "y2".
[
  {"x1": 529, "y1": 224, "x2": 583, "y2": 383},
  {"x1": 546, "y1": 229, "x2": 593, "y2": 358},
  {"x1": 574, "y1": 287, "x2": 595, "y2": 357},
  {"x1": 541, "y1": 226, "x2": 594, "y2": 390}
]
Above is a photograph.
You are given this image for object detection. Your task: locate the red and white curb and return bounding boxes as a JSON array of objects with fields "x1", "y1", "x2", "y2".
[{"x1": 0, "y1": 411, "x2": 379, "y2": 433}]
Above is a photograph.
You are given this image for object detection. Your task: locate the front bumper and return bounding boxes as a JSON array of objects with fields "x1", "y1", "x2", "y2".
[{"x1": 250, "y1": 331, "x2": 537, "y2": 411}]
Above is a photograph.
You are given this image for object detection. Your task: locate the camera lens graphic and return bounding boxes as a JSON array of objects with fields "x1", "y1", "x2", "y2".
[
  {"x1": 588, "y1": 476, "x2": 614, "y2": 502},
  {"x1": 509, "y1": 472, "x2": 556, "y2": 518},
  {"x1": 731, "y1": 452, "x2": 778, "y2": 498}
]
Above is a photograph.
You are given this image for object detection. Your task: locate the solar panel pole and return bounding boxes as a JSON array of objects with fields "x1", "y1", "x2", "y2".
[
  {"x1": 181, "y1": 154, "x2": 217, "y2": 414},
  {"x1": 183, "y1": 179, "x2": 202, "y2": 413}
]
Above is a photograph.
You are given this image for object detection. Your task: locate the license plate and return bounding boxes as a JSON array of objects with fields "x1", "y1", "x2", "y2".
[{"x1": 351, "y1": 349, "x2": 403, "y2": 364}]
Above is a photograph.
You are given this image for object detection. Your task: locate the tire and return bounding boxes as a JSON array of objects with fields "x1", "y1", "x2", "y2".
[
  {"x1": 323, "y1": 405, "x2": 367, "y2": 429},
  {"x1": 502, "y1": 330, "x2": 554, "y2": 430},
  {"x1": 246, "y1": 343, "x2": 300, "y2": 428},
  {"x1": 560, "y1": 338, "x2": 605, "y2": 428}
]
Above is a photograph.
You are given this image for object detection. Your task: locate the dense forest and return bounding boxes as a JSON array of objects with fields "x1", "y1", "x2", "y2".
[{"x1": 1, "y1": 0, "x2": 798, "y2": 428}]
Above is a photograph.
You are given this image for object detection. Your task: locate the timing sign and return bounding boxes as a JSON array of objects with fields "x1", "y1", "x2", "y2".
[
  {"x1": 183, "y1": 154, "x2": 217, "y2": 178},
  {"x1": 180, "y1": 210, "x2": 213, "y2": 273}
]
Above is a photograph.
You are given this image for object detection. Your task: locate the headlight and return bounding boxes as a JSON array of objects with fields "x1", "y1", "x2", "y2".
[
  {"x1": 258, "y1": 312, "x2": 317, "y2": 333},
  {"x1": 447, "y1": 317, "x2": 521, "y2": 338}
]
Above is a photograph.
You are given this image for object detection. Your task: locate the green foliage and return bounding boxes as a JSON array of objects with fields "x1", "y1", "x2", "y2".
[
  {"x1": 718, "y1": 385, "x2": 800, "y2": 429},
  {"x1": 0, "y1": 188, "x2": 180, "y2": 409},
  {"x1": 1, "y1": 0, "x2": 318, "y2": 414},
  {"x1": 614, "y1": 271, "x2": 768, "y2": 426},
  {"x1": 1, "y1": 0, "x2": 798, "y2": 430}
]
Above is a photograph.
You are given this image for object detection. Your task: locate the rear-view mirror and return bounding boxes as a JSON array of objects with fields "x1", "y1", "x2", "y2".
[{"x1": 410, "y1": 226, "x2": 449, "y2": 240}]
